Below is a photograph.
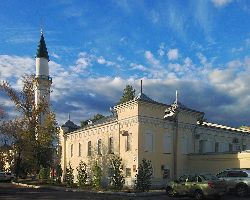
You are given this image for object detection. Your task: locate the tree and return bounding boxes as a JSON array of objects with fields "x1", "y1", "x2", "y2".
[
  {"x1": 38, "y1": 166, "x2": 50, "y2": 182},
  {"x1": 0, "y1": 75, "x2": 59, "y2": 177},
  {"x1": 134, "y1": 158, "x2": 153, "y2": 192},
  {"x1": 76, "y1": 160, "x2": 88, "y2": 188},
  {"x1": 109, "y1": 155, "x2": 124, "y2": 190},
  {"x1": 55, "y1": 164, "x2": 63, "y2": 183},
  {"x1": 92, "y1": 161, "x2": 102, "y2": 189},
  {"x1": 117, "y1": 85, "x2": 135, "y2": 105},
  {"x1": 80, "y1": 113, "x2": 105, "y2": 128},
  {"x1": 65, "y1": 162, "x2": 74, "y2": 187}
]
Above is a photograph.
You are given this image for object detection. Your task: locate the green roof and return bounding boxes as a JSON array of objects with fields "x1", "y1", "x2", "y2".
[{"x1": 36, "y1": 34, "x2": 49, "y2": 60}]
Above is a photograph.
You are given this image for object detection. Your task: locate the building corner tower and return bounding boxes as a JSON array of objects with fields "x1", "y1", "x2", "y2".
[{"x1": 34, "y1": 31, "x2": 52, "y2": 125}]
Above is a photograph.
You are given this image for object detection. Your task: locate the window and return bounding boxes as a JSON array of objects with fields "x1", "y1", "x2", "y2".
[
  {"x1": 125, "y1": 168, "x2": 131, "y2": 177},
  {"x1": 109, "y1": 137, "x2": 114, "y2": 154},
  {"x1": 125, "y1": 134, "x2": 131, "y2": 151},
  {"x1": 78, "y1": 143, "x2": 82, "y2": 156},
  {"x1": 97, "y1": 139, "x2": 102, "y2": 155},
  {"x1": 216, "y1": 171, "x2": 228, "y2": 178},
  {"x1": 181, "y1": 136, "x2": 188, "y2": 154},
  {"x1": 88, "y1": 141, "x2": 92, "y2": 156},
  {"x1": 163, "y1": 134, "x2": 171, "y2": 153},
  {"x1": 144, "y1": 133, "x2": 153, "y2": 152},
  {"x1": 199, "y1": 140, "x2": 205, "y2": 153},
  {"x1": 215, "y1": 142, "x2": 219, "y2": 153},
  {"x1": 229, "y1": 143, "x2": 233, "y2": 152},
  {"x1": 70, "y1": 144, "x2": 73, "y2": 157}
]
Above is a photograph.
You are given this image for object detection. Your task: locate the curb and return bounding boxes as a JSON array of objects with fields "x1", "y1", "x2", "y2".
[{"x1": 11, "y1": 182, "x2": 166, "y2": 197}]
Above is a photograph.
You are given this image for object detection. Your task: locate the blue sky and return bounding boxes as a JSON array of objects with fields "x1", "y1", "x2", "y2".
[{"x1": 1, "y1": 0, "x2": 250, "y2": 127}]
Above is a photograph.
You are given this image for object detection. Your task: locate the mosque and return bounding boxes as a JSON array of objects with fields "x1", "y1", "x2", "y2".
[{"x1": 36, "y1": 33, "x2": 250, "y2": 187}]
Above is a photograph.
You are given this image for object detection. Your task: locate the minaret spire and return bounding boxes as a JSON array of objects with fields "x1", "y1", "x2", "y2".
[
  {"x1": 140, "y1": 79, "x2": 143, "y2": 94},
  {"x1": 36, "y1": 30, "x2": 49, "y2": 60}
]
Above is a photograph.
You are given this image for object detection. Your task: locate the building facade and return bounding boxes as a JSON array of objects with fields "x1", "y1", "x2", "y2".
[{"x1": 59, "y1": 92, "x2": 250, "y2": 187}]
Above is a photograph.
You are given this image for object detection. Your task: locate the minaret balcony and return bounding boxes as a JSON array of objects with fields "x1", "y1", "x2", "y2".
[{"x1": 35, "y1": 75, "x2": 52, "y2": 83}]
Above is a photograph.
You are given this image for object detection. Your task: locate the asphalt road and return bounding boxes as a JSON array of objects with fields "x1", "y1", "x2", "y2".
[{"x1": 0, "y1": 182, "x2": 249, "y2": 200}]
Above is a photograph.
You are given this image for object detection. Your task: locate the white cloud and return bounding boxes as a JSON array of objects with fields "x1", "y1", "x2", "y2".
[
  {"x1": 130, "y1": 63, "x2": 147, "y2": 71},
  {"x1": 70, "y1": 52, "x2": 92, "y2": 73},
  {"x1": 97, "y1": 56, "x2": 115, "y2": 66},
  {"x1": 145, "y1": 51, "x2": 160, "y2": 66},
  {"x1": 167, "y1": 49, "x2": 179, "y2": 60},
  {"x1": 51, "y1": 52, "x2": 60, "y2": 59},
  {"x1": 158, "y1": 43, "x2": 165, "y2": 57},
  {"x1": 0, "y1": 55, "x2": 34, "y2": 80},
  {"x1": 211, "y1": 0, "x2": 233, "y2": 8}
]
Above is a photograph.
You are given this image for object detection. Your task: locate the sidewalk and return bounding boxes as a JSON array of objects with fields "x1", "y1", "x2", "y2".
[{"x1": 12, "y1": 182, "x2": 166, "y2": 197}]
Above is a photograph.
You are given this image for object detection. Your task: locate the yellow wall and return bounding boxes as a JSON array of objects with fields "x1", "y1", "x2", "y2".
[{"x1": 187, "y1": 152, "x2": 250, "y2": 175}]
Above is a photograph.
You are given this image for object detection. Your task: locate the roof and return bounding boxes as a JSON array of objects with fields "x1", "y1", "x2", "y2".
[
  {"x1": 177, "y1": 101, "x2": 204, "y2": 115},
  {"x1": 81, "y1": 115, "x2": 117, "y2": 128},
  {"x1": 36, "y1": 34, "x2": 49, "y2": 60},
  {"x1": 62, "y1": 120, "x2": 79, "y2": 132},
  {"x1": 198, "y1": 121, "x2": 250, "y2": 133},
  {"x1": 134, "y1": 92, "x2": 157, "y2": 103}
]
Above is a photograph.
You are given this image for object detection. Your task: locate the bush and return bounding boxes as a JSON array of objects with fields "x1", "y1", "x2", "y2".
[
  {"x1": 134, "y1": 158, "x2": 153, "y2": 192},
  {"x1": 92, "y1": 161, "x2": 102, "y2": 189},
  {"x1": 76, "y1": 160, "x2": 88, "y2": 188},
  {"x1": 38, "y1": 166, "x2": 50, "y2": 182},
  {"x1": 65, "y1": 162, "x2": 74, "y2": 187},
  {"x1": 109, "y1": 155, "x2": 124, "y2": 190},
  {"x1": 55, "y1": 164, "x2": 63, "y2": 183}
]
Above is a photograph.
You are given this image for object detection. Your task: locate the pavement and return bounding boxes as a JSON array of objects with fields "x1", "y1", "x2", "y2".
[{"x1": 12, "y1": 181, "x2": 166, "y2": 197}]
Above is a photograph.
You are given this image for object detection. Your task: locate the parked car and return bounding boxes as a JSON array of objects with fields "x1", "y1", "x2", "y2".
[
  {"x1": 216, "y1": 168, "x2": 250, "y2": 197},
  {"x1": 166, "y1": 174, "x2": 227, "y2": 200},
  {"x1": 0, "y1": 172, "x2": 15, "y2": 182}
]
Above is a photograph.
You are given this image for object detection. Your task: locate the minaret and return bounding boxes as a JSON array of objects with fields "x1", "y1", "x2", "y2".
[{"x1": 34, "y1": 30, "x2": 52, "y2": 125}]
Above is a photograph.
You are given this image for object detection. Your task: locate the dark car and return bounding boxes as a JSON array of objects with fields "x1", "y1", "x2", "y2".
[{"x1": 166, "y1": 174, "x2": 227, "y2": 200}]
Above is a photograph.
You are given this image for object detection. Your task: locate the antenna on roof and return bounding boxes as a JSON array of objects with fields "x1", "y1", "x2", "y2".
[
  {"x1": 140, "y1": 79, "x2": 143, "y2": 93},
  {"x1": 175, "y1": 90, "x2": 178, "y2": 104},
  {"x1": 68, "y1": 113, "x2": 70, "y2": 121}
]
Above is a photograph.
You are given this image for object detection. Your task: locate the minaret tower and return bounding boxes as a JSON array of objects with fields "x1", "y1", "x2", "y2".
[{"x1": 34, "y1": 30, "x2": 52, "y2": 125}]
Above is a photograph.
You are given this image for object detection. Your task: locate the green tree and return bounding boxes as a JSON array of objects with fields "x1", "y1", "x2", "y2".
[
  {"x1": 55, "y1": 164, "x2": 63, "y2": 183},
  {"x1": 38, "y1": 166, "x2": 50, "y2": 182},
  {"x1": 0, "y1": 75, "x2": 59, "y2": 177},
  {"x1": 76, "y1": 160, "x2": 88, "y2": 188},
  {"x1": 134, "y1": 158, "x2": 153, "y2": 192},
  {"x1": 109, "y1": 155, "x2": 124, "y2": 190},
  {"x1": 80, "y1": 113, "x2": 105, "y2": 128},
  {"x1": 65, "y1": 162, "x2": 74, "y2": 187},
  {"x1": 117, "y1": 85, "x2": 135, "y2": 105},
  {"x1": 92, "y1": 161, "x2": 102, "y2": 189}
]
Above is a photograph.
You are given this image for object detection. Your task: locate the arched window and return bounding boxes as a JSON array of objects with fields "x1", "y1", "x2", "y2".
[
  {"x1": 79, "y1": 143, "x2": 82, "y2": 156},
  {"x1": 97, "y1": 139, "x2": 102, "y2": 155},
  {"x1": 70, "y1": 144, "x2": 73, "y2": 157},
  {"x1": 109, "y1": 137, "x2": 114, "y2": 154},
  {"x1": 88, "y1": 141, "x2": 92, "y2": 156}
]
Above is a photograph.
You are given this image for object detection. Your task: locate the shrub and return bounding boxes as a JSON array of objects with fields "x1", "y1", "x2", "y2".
[
  {"x1": 92, "y1": 161, "x2": 102, "y2": 189},
  {"x1": 134, "y1": 158, "x2": 153, "y2": 192},
  {"x1": 76, "y1": 160, "x2": 88, "y2": 188},
  {"x1": 38, "y1": 166, "x2": 50, "y2": 182},
  {"x1": 109, "y1": 155, "x2": 124, "y2": 190},
  {"x1": 65, "y1": 162, "x2": 74, "y2": 187}
]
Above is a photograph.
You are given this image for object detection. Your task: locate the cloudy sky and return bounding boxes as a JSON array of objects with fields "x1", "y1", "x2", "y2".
[{"x1": 0, "y1": 0, "x2": 250, "y2": 127}]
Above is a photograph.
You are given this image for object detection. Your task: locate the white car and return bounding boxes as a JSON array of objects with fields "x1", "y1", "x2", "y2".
[{"x1": 0, "y1": 172, "x2": 15, "y2": 181}]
